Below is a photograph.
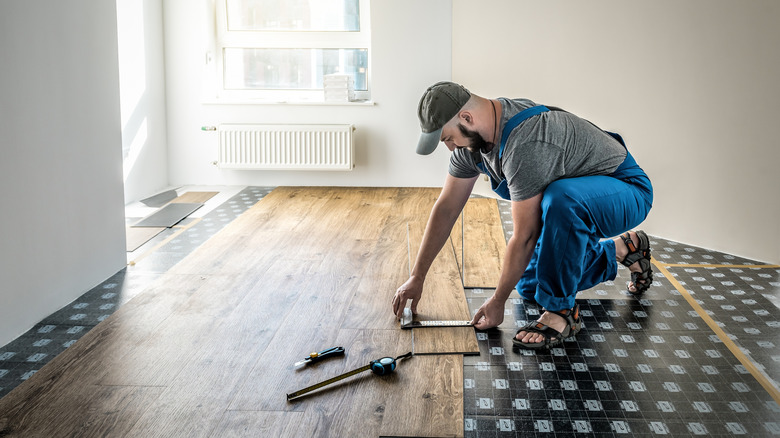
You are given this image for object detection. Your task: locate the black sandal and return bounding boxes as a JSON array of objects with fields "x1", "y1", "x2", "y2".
[
  {"x1": 619, "y1": 230, "x2": 653, "y2": 296},
  {"x1": 513, "y1": 305, "x2": 582, "y2": 350}
]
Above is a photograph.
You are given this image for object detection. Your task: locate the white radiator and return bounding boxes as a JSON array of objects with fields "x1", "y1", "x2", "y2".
[{"x1": 216, "y1": 124, "x2": 355, "y2": 170}]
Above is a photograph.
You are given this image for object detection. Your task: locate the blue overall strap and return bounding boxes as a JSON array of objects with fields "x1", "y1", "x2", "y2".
[{"x1": 499, "y1": 105, "x2": 550, "y2": 159}]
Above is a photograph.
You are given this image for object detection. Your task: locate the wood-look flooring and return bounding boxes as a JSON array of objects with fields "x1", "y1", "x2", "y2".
[
  {"x1": 0, "y1": 187, "x2": 506, "y2": 437},
  {"x1": 451, "y1": 198, "x2": 506, "y2": 288}
]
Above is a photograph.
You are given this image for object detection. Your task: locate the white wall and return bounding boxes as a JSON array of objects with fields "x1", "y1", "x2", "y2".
[
  {"x1": 453, "y1": 0, "x2": 780, "y2": 264},
  {"x1": 0, "y1": 1, "x2": 127, "y2": 346},
  {"x1": 118, "y1": 0, "x2": 170, "y2": 204},
  {"x1": 162, "y1": 0, "x2": 454, "y2": 191}
]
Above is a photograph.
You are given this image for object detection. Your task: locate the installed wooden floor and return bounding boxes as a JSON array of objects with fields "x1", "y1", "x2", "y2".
[{"x1": 0, "y1": 187, "x2": 506, "y2": 438}]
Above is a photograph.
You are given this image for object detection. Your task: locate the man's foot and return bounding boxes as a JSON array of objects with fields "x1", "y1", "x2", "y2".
[
  {"x1": 614, "y1": 230, "x2": 653, "y2": 295},
  {"x1": 514, "y1": 311, "x2": 567, "y2": 344},
  {"x1": 513, "y1": 305, "x2": 582, "y2": 349}
]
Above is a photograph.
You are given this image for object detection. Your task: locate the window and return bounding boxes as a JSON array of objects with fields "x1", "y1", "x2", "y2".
[{"x1": 209, "y1": 0, "x2": 371, "y2": 102}]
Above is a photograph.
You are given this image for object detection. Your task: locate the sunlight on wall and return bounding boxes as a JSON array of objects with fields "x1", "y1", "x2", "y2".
[
  {"x1": 123, "y1": 118, "x2": 148, "y2": 181},
  {"x1": 116, "y1": 0, "x2": 147, "y2": 176}
]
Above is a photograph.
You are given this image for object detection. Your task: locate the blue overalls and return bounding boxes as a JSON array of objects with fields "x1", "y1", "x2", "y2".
[{"x1": 477, "y1": 106, "x2": 653, "y2": 311}]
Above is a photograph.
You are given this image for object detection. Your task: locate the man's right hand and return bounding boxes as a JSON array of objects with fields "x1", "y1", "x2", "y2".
[{"x1": 392, "y1": 276, "x2": 424, "y2": 319}]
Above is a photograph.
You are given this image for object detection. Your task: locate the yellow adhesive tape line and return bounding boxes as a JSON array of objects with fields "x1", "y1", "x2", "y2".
[
  {"x1": 652, "y1": 260, "x2": 780, "y2": 406},
  {"x1": 660, "y1": 263, "x2": 780, "y2": 269},
  {"x1": 128, "y1": 217, "x2": 203, "y2": 266}
]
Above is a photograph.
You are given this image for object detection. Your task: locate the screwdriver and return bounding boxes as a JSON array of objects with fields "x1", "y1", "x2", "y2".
[{"x1": 294, "y1": 346, "x2": 345, "y2": 367}]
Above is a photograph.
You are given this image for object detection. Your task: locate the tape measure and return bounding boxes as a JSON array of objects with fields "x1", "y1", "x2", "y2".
[{"x1": 286, "y1": 352, "x2": 413, "y2": 401}]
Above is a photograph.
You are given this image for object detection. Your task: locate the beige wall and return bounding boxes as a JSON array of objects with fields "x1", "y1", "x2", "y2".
[{"x1": 453, "y1": 0, "x2": 780, "y2": 264}]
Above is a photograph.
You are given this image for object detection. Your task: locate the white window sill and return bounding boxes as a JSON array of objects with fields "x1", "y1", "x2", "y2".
[{"x1": 202, "y1": 98, "x2": 375, "y2": 106}]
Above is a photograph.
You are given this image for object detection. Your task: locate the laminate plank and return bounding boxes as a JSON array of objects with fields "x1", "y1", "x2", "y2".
[
  {"x1": 170, "y1": 191, "x2": 219, "y2": 204},
  {"x1": 210, "y1": 411, "x2": 306, "y2": 438},
  {"x1": 0, "y1": 273, "x2": 209, "y2": 426},
  {"x1": 124, "y1": 339, "x2": 270, "y2": 437},
  {"x1": 341, "y1": 189, "x2": 441, "y2": 330},
  {"x1": 450, "y1": 210, "x2": 464, "y2": 283},
  {"x1": 168, "y1": 186, "x2": 390, "y2": 276},
  {"x1": 167, "y1": 187, "x2": 340, "y2": 275},
  {"x1": 324, "y1": 353, "x2": 463, "y2": 438},
  {"x1": 461, "y1": 198, "x2": 506, "y2": 288},
  {"x1": 126, "y1": 225, "x2": 165, "y2": 251},
  {"x1": 98, "y1": 272, "x2": 266, "y2": 386},
  {"x1": 226, "y1": 331, "x2": 461, "y2": 438},
  {"x1": 413, "y1": 327, "x2": 478, "y2": 356},
  {"x1": 258, "y1": 187, "x2": 400, "y2": 331},
  {"x1": 218, "y1": 364, "x2": 391, "y2": 438},
  {"x1": 406, "y1": 221, "x2": 479, "y2": 355},
  {"x1": 406, "y1": 221, "x2": 471, "y2": 321},
  {"x1": 379, "y1": 354, "x2": 464, "y2": 438},
  {"x1": 212, "y1": 407, "x2": 379, "y2": 438},
  {"x1": 0, "y1": 385, "x2": 163, "y2": 438},
  {"x1": 229, "y1": 329, "x2": 411, "y2": 412},
  {"x1": 341, "y1": 223, "x2": 416, "y2": 330}
]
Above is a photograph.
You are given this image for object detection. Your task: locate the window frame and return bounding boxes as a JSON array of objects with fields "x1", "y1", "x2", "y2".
[{"x1": 207, "y1": 0, "x2": 371, "y2": 103}]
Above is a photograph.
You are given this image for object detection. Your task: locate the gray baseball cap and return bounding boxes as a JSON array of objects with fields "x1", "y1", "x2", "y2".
[{"x1": 416, "y1": 81, "x2": 471, "y2": 155}]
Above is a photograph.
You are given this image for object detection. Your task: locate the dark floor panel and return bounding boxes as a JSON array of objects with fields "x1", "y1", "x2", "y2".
[
  {"x1": 652, "y1": 237, "x2": 768, "y2": 267},
  {"x1": 469, "y1": 199, "x2": 780, "y2": 437},
  {"x1": 132, "y1": 202, "x2": 203, "y2": 227},
  {"x1": 140, "y1": 188, "x2": 179, "y2": 208},
  {"x1": 463, "y1": 294, "x2": 780, "y2": 436}
]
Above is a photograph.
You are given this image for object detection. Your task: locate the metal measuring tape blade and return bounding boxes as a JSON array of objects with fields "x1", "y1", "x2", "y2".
[
  {"x1": 286, "y1": 352, "x2": 413, "y2": 401},
  {"x1": 399, "y1": 299, "x2": 473, "y2": 329},
  {"x1": 401, "y1": 320, "x2": 473, "y2": 329}
]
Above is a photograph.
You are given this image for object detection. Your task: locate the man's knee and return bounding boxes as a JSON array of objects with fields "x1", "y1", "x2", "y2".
[{"x1": 540, "y1": 182, "x2": 581, "y2": 222}]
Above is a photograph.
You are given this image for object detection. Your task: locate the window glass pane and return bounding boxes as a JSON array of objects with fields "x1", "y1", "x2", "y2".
[
  {"x1": 223, "y1": 48, "x2": 367, "y2": 91},
  {"x1": 226, "y1": 0, "x2": 359, "y2": 31}
]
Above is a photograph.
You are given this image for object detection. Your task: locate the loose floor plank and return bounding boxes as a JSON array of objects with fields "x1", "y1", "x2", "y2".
[
  {"x1": 450, "y1": 209, "x2": 464, "y2": 284},
  {"x1": 170, "y1": 191, "x2": 219, "y2": 204},
  {"x1": 379, "y1": 354, "x2": 464, "y2": 438},
  {"x1": 125, "y1": 225, "x2": 165, "y2": 251},
  {"x1": 406, "y1": 221, "x2": 472, "y2": 321},
  {"x1": 461, "y1": 198, "x2": 506, "y2": 288},
  {"x1": 341, "y1": 189, "x2": 441, "y2": 331},
  {"x1": 413, "y1": 327, "x2": 479, "y2": 356},
  {"x1": 406, "y1": 221, "x2": 479, "y2": 355}
]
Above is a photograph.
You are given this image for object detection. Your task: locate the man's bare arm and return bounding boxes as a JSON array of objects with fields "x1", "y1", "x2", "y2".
[{"x1": 472, "y1": 193, "x2": 543, "y2": 328}]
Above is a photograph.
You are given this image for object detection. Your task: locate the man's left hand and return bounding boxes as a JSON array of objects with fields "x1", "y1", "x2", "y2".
[{"x1": 470, "y1": 295, "x2": 505, "y2": 329}]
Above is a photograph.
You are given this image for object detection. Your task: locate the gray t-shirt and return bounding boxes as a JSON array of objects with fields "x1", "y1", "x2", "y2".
[{"x1": 449, "y1": 98, "x2": 627, "y2": 201}]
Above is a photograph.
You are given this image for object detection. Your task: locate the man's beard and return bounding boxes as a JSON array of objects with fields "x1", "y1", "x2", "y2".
[{"x1": 458, "y1": 123, "x2": 491, "y2": 154}]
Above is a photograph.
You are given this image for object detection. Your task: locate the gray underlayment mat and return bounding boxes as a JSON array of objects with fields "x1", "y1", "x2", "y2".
[
  {"x1": 140, "y1": 189, "x2": 180, "y2": 208},
  {"x1": 132, "y1": 202, "x2": 203, "y2": 228}
]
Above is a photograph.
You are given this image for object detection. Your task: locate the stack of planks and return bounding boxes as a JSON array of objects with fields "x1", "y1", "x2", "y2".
[{"x1": 0, "y1": 187, "x2": 506, "y2": 437}]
